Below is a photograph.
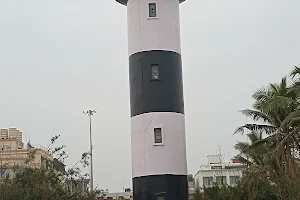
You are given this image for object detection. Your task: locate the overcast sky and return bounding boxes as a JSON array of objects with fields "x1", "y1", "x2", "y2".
[{"x1": 0, "y1": 0, "x2": 299, "y2": 192}]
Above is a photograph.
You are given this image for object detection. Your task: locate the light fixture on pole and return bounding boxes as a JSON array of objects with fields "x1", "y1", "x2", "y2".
[{"x1": 83, "y1": 109, "x2": 96, "y2": 192}]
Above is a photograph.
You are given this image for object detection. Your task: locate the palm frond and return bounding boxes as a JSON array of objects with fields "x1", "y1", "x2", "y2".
[
  {"x1": 279, "y1": 77, "x2": 288, "y2": 91},
  {"x1": 289, "y1": 81, "x2": 300, "y2": 93},
  {"x1": 246, "y1": 134, "x2": 277, "y2": 151},
  {"x1": 289, "y1": 79, "x2": 300, "y2": 98},
  {"x1": 234, "y1": 141, "x2": 250, "y2": 152},
  {"x1": 279, "y1": 110, "x2": 300, "y2": 130},
  {"x1": 253, "y1": 77, "x2": 296, "y2": 113},
  {"x1": 240, "y1": 109, "x2": 273, "y2": 124},
  {"x1": 290, "y1": 65, "x2": 300, "y2": 78},
  {"x1": 263, "y1": 96, "x2": 299, "y2": 114},
  {"x1": 269, "y1": 83, "x2": 280, "y2": 95},
  {"x1": 234, "y1": 124, "x2": 276, "y2": 135},
  {"x1": 252, "y1": 87, "x2": 272, "y2": 109},
  {"x1": 247, "y1": 132, "x2": 262, "y2": 143},
  {"x1": 252, "y1": 87, "x2": 272, "y2": 100}
]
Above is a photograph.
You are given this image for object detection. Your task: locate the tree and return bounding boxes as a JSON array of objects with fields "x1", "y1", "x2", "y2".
[
  {"x1": 234, "y1": 131, "x2": 266, "y2": 166},
  {"x1": 193, "y1": 188, "x2": 205, "y2": 200},
  {"x1": 235, "y1": 76, "x2": 300, "y2": 177},
  {"x1": 0, "y1": 135, "x2": 104, "y2": 200},
  {"x1": 227, "y1": 66, "x2": 300, "y2": 199}
]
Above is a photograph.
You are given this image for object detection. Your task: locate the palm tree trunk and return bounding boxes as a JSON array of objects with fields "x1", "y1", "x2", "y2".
[
  {"x1": 286, "y1": 144, "x2": 296, "y2": 177},
  {"x1": 283, "y1": 146, "x2": 289, "y2": 175}
]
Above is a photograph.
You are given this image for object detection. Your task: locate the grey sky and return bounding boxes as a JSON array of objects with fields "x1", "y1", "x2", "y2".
[{"x1": 0, "y1": 0, "x2": 299, "y2": 192}]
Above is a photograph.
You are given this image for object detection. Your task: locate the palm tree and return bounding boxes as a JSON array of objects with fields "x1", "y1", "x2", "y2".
[
  {"x1": 234, "y1": 131, "x2": 265, "y2": 166},
  {"x1": 289, "y1": 65, "x2": 300, "y2": 97},
  {"x1": 235, "y1": 76, "x2": 300, "y2": 177}
]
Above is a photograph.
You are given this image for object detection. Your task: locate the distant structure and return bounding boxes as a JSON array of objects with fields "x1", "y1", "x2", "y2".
[
  {"x1": 114, "y1": 0, "x2": 189, "y2": 199},
  {"x1": 187, "y1": 174, "x2": 195, "y2": 200},
  {"x1": 194, "y1": 155, "x2": 247, "y2": 191},
  {"x1": 0, "y1": 128, "x2": 24, "y2": 150},
  {"x1": 0, "y1": 128, "x2": 53, "y2": 180},
  {"x1": 66, "y1": 178, "x2": 90, "y2": 195},
  {"x1": 98, "y1": 190, "x2": 133, "y2": 200}
]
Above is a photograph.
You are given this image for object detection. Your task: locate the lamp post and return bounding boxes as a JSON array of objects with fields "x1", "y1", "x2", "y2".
[{"x1": 83, "y1": 109, "x2": 96, "y2": 192}]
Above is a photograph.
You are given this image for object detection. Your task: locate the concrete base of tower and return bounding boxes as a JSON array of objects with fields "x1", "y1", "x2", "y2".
[{"x1": 133, "y1": 174, "x2": 188, "y2": 200}]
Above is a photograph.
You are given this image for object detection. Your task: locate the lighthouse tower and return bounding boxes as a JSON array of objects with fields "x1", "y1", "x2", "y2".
[{"x1": 115, "y1": 0, "x2": 188, "y2": 199}]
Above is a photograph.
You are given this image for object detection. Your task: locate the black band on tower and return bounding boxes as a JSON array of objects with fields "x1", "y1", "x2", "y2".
[
  {"x1": 129, "y1": 50, "x2": 184, "y2": 117},
  {"x1": 133, "y1": 175, "x2": 188, "y2": 200}
]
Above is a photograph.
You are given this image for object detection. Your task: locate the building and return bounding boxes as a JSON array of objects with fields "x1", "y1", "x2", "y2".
[
  {"x1": 187, "y1": 174, "x2": 195, "y2": 200},
  {"x1": 114, "y1": 0, "x2": 189, "y2": 199},
  {"x1": 0, "y1": 128, "x2": 53, "y2": 179},
  {"x1": 65, "y1": 178, "x2": 90, "y2": 195},
  {"x1": 99, "y1": 190, "x2": 133, "y2": 200},
  {"x1": 194, "y1": 155, "x2": 247, "y2": 191},
  {"x1": 0, "y1": 128, "x2": 24, "y2": 150}
]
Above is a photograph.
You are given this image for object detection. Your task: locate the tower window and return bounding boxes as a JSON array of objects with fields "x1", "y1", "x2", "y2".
[
  {"x1": 149, "y1": 3, "x2": 157, "y2": 18},
  {"x1": 151, "y1": 65, "x2": 159, "y2": 80},
  {"x1": 156, "y1": 194, "x2": 165, "y2": 200},
  {"x1": 154, "y1": 128, "x2": 162, "y2": 144}
]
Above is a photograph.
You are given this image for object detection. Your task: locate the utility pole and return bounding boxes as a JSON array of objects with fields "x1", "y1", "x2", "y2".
[{"x1": 83, "y1": 109, "x2": 96, "y2": 192}]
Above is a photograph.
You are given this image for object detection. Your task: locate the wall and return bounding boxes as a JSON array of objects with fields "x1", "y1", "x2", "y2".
[
  {"x1": 0, "y1": 148, "x2": 53, "y2": 179},
  {"x1": 194, "y1": 165, "x2": 246, "y2": 191},
  {"x1": 127, "y1": 0, "x2": 181, "y2": 56}
]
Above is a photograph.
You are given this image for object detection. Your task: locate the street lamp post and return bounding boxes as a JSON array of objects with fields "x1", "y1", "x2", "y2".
[{"x1": 83, "y1": 109, "x2": 96, "y2": 192}]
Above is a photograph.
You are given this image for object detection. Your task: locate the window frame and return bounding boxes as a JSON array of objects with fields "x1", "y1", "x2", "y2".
[
  {"x1": 203, "y1": 177, "x2": 214, "y2": 187},
  {"x1": 153, "y1": 125, "x2": 164, "y2": 146},
  {"x1": 2, "y1": 144, "x2": 11, "y2": 151},
  {"x1": 215, "y1": 176, "x2": 227, "y2": 186},
  {"x1": 150, "y1": 64, "x2": 160, "y2": 81},
  {"x1": 148, "y1": 2, "x2": 159, "y2": 19},
  {"x1": 156, "y1": 192, "x2": 166, "y2": 200}
]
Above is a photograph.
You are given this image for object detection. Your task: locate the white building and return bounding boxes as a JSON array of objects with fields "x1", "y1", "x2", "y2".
[
  {"x1": 194, "y1": 155, "x2": 247, "y2": 191},
  {"x1": 99, "y1": 189, "x2": 133, "y2": 200}
]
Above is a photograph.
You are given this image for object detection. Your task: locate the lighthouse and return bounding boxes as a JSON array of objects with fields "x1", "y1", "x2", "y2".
[{"x1": 115, "y1": 0, "x2": 188, "y2": 199}]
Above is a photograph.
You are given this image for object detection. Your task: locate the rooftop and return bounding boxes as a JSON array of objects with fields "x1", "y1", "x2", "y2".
[{"x1": 194, "y1": 155, "x2": 247, "y2": 176}]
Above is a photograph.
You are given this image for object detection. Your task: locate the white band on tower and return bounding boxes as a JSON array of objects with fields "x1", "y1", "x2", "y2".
[{"x1": 127, "y1": 0, "x2": 181, "y2": 56}]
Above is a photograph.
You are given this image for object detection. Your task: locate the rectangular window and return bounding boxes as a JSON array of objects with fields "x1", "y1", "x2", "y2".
[
  {"x1": 203, "y1": 177, "x2": 213, "y2": 187},
  {"x1": 151, "y1": 65, "x2": 159, "y2": 80},
  {"x1": 229, "y1": 176, "x2": 240, "y2": 186},
  {"x1": 156, "y1": 194, "x2": 165, "y2": 200},
  {"x1": 154, "y1": 128, "x2": 162, "y2": 143},
  {"x1": 149, "y1": 3, "x2": 157, "y2": 18},
  {"x1": 211, "y1": 166, "x2": 222, "y2": 170},
  {"x1": 2, "y1": 144, "x2": 11, "y2": 151},
  {"x1": 216, "y1": 176, "x2": 227, "y2": 186}
]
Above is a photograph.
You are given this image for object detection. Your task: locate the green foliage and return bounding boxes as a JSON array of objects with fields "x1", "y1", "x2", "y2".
[
  {"x1": 196, "y1": 169, "x2": 300, "y2": 200},
  {"x1": 0, "y1": 168, "x2": 98, "y2": 200},
  {"x1": 0, "y1": 135, "x2": 104, "y2": 200},
  {"x1": 197, "y1": 66, "x2": 300, "y2": 200},
  {"x1": 203, "y1": 185, "x2": 246, "y2": 200},
  {"x1": 236, "y1": 66, "x2": 300, "y2": 177}
]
